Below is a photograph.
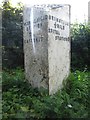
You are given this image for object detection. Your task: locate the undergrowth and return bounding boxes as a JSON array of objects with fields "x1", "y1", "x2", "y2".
[{"x1": 2, "y1": 68, "x2": 89, "y2": 119}]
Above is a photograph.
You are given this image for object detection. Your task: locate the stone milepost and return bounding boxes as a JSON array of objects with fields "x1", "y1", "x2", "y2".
[{"x1": 23, "y1": 4, "x2": 71, "y2": 95}]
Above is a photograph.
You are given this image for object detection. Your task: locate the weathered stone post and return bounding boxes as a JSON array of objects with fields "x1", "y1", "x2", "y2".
[{"x1": 23, "y1": 4, "x2": 71, "y2": 95}]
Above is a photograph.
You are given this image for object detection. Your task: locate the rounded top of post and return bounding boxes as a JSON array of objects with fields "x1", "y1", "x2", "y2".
[
  {"x1": 24, "y1": 4, "x2": 70, "y2": 10},
  {"x1": 33, "y1": 4, "x2": 70, "y2": 9}
]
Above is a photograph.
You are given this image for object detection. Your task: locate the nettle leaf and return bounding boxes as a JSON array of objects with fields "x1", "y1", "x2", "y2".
[{"x1": 20, "y1": 106, "x2": 29, "y2": 112}]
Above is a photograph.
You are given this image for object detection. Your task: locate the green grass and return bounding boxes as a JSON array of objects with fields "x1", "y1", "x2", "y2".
[{"x1": 2, "y1": 68, "x2": 89, "y2": 119}]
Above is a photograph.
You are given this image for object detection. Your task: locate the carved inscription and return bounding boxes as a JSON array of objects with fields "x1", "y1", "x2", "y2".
[{"x1": 24, "y1": 14, "x2": 69, "y2": 43}]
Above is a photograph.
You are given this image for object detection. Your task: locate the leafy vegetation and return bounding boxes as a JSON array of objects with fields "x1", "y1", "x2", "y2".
[
  {"x1": 2, "y1": 69, "x2": 89, "y2": 119},
  {"x1": 2, "y1": 1, "x2": 24, "y2": 69},
  {"x1": 71, "y1": 23, "x2": 89, "y2": 71}
]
